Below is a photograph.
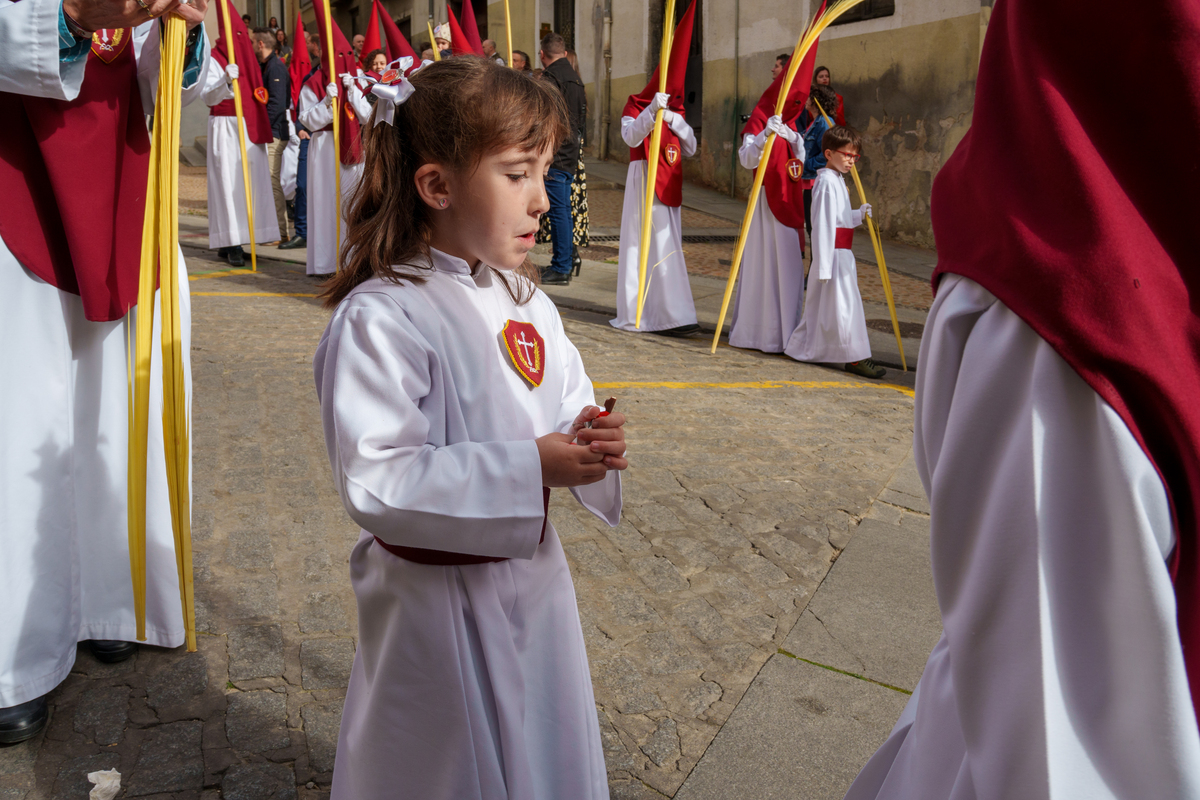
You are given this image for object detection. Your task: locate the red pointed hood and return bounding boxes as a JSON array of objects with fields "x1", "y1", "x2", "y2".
[
  {"x1": 623, "y1": 0, "x2": 696, "y2": 118},
  {"x1": 446, "y1": 5, "x2": 482, "y2": 56},
  {"x1": 288, "y1": 12, "x2": 312, "y2": 109},
  {"x1": 360, "y1": 0, "x2": 382, "y2": 68},
  {"x1": 308, "y1": 0, "x2": 363, "y2": 164},
  {"x1": 377, "y1": 0, "x2": 418, "y2": 63},
  {"x1": 457, "y1": 0, "x2": 484, "y2": 56},
  {"x1": 211, "y1": 0, "x2": 273, "y2": 144}
]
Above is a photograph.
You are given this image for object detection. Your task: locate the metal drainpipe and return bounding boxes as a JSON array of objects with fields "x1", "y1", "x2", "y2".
[
  {"x1": 600, "y1": 4, "x2": 612, "y2": 160},
  {"x1": 729, "y1": 0, "x2": 740, "y2": 196}
]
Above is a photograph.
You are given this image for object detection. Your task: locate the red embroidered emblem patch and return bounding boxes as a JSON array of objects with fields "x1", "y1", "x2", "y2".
[
  {"x1": 90, "y1": 28, "x2": 129, "y2": 63},
  {"x1": 379, "y1": 69, "x2": 400, "y2": 85},
  {"x1": 253, "y1": 86, "x2": 269, "y2": 104},
  {"x1": 344, "y1": 100, "x2": 356, "y2": 120},
  {"x1": 501, "y1": 320, "x2": 545, "y2": 387},
  {"x1": 664, "y1": 143, "x2": 680, "y2": 166},
  {"x1": 786, "y1": 158, "x2": 803, "y2": 182}
]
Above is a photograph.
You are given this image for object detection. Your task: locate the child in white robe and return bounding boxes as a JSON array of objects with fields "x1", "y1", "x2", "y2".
[
  {"x1": 784, "y1": 125, "x2": 884, "y2": 379},
  {"x1": 313, "y1": 58, "x2": 625, "y2": 800}
]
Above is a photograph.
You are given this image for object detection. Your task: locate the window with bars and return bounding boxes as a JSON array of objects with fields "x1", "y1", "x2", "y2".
[{"x1": 831, "y1": 0, "x2": 895, "y2": 25}]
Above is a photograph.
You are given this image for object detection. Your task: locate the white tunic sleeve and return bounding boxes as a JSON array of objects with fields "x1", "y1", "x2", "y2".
[
  {"x1": 665, "y1": 112, "x2": 697, "y2": 157},
  {"x1": 134, "y1": 21, "x2": 212, "y2": 115},
  {"x1": 346, "y1": 82, "x2": 372, "y2": 125},
  {"x1": 621, "y1": 110, "x2": 655, "y2": 149},
  {"x1": 200, "y1": 55, "x2": 232, "y2": 107},
  {"x1": 315, "y1": 297, "x2": 549, "y2": 560},
  {"x1": 846, "y1": 275, "x2": 1200, "y2": 800},
  {"x1": 738, "y1": 133, "x2": 763, "y2": 169},
  {"x1": 0, "y1": 0, "x2": 87, "y2": 99},
  {"x1": 542, "y1": 298, "x2": 622, "y2": 526},
  {"x1": 298, "y1": 84, "x2": 332, "y2": 132},
  {"x1": 810, "y1": 173, "x2": 839, "y2": 280}
]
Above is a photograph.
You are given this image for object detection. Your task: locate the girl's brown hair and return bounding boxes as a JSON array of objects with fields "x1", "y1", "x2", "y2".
[{"x1": 321, "y1": 56, "x2": 569, "y2": 308}]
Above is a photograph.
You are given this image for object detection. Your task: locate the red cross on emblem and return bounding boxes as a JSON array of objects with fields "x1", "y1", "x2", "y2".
[
  {"x1": 91, "y1": 29, "x2": 129, "y2": 63},
  {"x1": 501, "y1": 320, "x2": 545, "y2": 387},
  {"x1": 786, "y1": 158, "x2": 803, "y2": 182},
  {"x1": 664, "y1": 143, "x2": 680, "y2": 166},
  {"x1": 254, "y1": 86, "x2": 269, "y2": 104}
]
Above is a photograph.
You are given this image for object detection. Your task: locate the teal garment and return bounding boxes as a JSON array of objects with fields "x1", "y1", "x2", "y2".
[{"x1": 58, "y1": 3, "x2": 91, "y2": 63}]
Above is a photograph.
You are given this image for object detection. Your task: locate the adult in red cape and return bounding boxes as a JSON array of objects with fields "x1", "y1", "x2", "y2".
[
  {"x1": 203, "y1": 0, "x2": 281, "y2": 263},
  {"x1": 727, "y1": 12, "x2": 822, "y2": 354},
  {"x1": 296, "y1": 0, "x2": 373, "y2": 275},
  {"x1": 609, "y1": 0, "x2": 699, "y2": 334},
  {"x1": 446, "y1": 2, "x2": 483, "y2": 57},
  {"x1": 0, "y1": 0, "x2": 212, "y2": 745},
  {"x1": 844, "y1": 1, "x2": 1200, "y2": 798}
]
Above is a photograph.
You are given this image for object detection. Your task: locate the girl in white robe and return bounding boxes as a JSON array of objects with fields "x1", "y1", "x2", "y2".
[
  {"x1": 784, "y1": 128, "x2": 880, "y2": 377},
  {"x1": 313, "y1": 58, "x2": 625, "y2": 799},
  {"x1": 0, "y1": 2, "x2": 207, "y2": 712},
  {"x1": 202, "y1": 58, "x2": 281, "y2": 250},
  {"x1": 729, "y1": 115, "x2": 806, "y2": 353},
  {"x1": 297, "y1": 75, "x2": 371, "y2": 275},
  {"x1": 610, "y1": 95, "x2": 699, "y2": 333}
]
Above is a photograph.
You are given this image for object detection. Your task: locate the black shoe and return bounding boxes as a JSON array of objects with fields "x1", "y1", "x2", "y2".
[
  {"x1": 572, "y1": 246, "x2": 582, "y2": 277},
  {"x1": 226, "y1": 247, "x2": 245, "y2": 267},
  {"x1": 86, "y1": 640, "x2": 138, "y2": 664},
  {"x1": 278, "y1": 235, "x2": 307, "y2": 250},
  {"x1": 0, "y1": 696, "x2": 48, "y2": 745},
  {"x1": 845, "y1": 358, "x2": 887, "y2": 379},
  {"x1": 540, "y1": 267, "x2": 571, "y2": 285},
  {"x1": 653, "y1": 323, "x2": 702, "y2": 338}
]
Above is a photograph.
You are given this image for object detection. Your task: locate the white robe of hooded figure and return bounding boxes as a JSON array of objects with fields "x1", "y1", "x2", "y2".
[
  {"x1": 610, "y1": 105, "x2": 698, "y2": 332},
  {"x1": 315, "y1": 249, "x2": 621, "y2": 800},
  {"x1": 201, "y1": 57, "x2": 281, "y2": 249},
  {"x1": 281, "y1": 112, "x2": 299, "y2": 201},
  {"x1": 842, "y1": 275, "x2": 1200, "y2": 800},
  {"x1": 784, "y1": 166, "x2": 871, "y2": 363},
  {"x1": 728, "y1": 125, "x2": 806, "y2": 353},
  {"x1": 298, "y1": 79, "x2": 370, "y2": 275},
  {"x1": 0, "y1": 0, "x2": 205, "y2": 708}
]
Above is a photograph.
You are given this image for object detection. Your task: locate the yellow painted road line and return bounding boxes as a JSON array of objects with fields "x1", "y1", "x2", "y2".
[
  {"x1": 192, "y1": 291, "x2": 319, "y2": 298},
  {"x1": 190, "y1": 268, "x2": 254, "y2": 280},
  {"x1": 592, "y1": 380, "x2": 914, "y2": 397}
]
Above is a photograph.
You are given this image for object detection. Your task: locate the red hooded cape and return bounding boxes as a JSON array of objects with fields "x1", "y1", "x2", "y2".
[
  {"x1": 211, "y1": 0, "x2": 273, "y2": 145},
  {"x1": 621, "y1": 0, "x2": 696, "y2": 208},
  {"x1": 0, "y1": 29, "x2": 149, "y2": 322},
  {"x1": 740, "y1": 4, "x2": 823, "y2": 233},
  {"x1": 308, "y1": 0, "x2": 363, "y2": 164},
  {"x1": 931, "y1": 0, "x2": 1200, "y2": 724},
  {"x1": 378, "y1": 2, "x2": 419, "y2": 65},
  {"x1": 446, "y1": 4, "x2": 483, "y2": 57},
  {"x1": 361, "y1": 0, "x2": 382, "y2": 69},
  {"x1": 288, "y1": 13, "x2": 312, "y2": 110}
]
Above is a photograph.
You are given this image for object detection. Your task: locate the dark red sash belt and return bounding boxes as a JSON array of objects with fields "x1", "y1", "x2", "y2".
[
  {"x1": 835, "y1": 227, "x2": 854, "y2": 250},
  {"x1": 373, "y1": 487, "x2": 551, "y2": 565}
]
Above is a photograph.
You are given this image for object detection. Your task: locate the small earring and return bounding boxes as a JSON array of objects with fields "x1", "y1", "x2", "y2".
[{"x1": 439, "y1": 199, "x2": 447, "y2": 208}]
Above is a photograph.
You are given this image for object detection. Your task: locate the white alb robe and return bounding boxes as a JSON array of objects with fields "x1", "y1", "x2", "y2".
[
  {"x1": 611, "y1": 107, "x2": 698, "y2": 332},
  {"x1": 314, "y1": 249, "x2": 621, "y2": 800},
  {"x1": 298, "y1": 82, "x2": 370, "y2": 275},
  {"x1": 784, "y1": 167, "x2": 870, "y2": 363},
  {"x1": 844, "y1": 275, "x2": 1200, "y2": 800},
  {"x1": 0, "y1": 4, "x2": 205, "y2": 707},
  {"x1": 728, "y1": 132, "x2": 805, "y2": 353},
  {"x1": 201, "y1": 59, "x2": 280, "y2": 249},
  {"x1": 281, "y1": 112, "x2": 299, "y2": 201}
]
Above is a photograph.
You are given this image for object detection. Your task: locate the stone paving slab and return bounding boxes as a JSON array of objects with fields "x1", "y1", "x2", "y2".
[{"x1": 1, "y1": 243, "x2": 921, "y2": 799}]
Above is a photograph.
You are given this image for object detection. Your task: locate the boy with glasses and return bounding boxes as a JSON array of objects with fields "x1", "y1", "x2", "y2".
[{"x1": 785, "y1": 125, "x2": 883, "y2": 378}]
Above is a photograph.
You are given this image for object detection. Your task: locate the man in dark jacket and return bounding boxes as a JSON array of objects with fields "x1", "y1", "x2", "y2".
[
  {"x1": 253, "y1": 28, "x2": 291, "y2": 244},
  {"x1": 538, "y1": 32, "x2": 586, "y2": 284}
]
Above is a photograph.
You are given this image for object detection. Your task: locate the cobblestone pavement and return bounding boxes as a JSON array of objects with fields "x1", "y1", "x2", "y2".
[{"x1": 0, "y1": 244, "x2": 915, "y2": 799}]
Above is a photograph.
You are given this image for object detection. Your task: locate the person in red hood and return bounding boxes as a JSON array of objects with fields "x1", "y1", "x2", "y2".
[
  {"x1": 0, "y1": 0, "x2": 212, "y2": 745},
  {"x1": 844, "y1": 0, "x2": 1200, "y2": 797}
]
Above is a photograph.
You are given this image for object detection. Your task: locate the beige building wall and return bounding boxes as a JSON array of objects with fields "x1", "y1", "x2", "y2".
[{"x1": 578, "y1": 0, "x2": 988, "y2": 247}]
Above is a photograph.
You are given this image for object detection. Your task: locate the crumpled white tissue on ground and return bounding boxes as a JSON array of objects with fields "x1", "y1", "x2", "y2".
[{"x1": 87, "y1": 769, "x2": 121, "y2": 800}]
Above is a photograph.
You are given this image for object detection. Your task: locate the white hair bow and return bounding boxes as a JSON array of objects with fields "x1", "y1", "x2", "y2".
[{"x1": 356, "y1": 57, "x2": 418, "y2": 127}]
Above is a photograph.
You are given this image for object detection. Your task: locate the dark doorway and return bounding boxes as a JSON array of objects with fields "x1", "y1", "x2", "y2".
[
  {"x1": 554, "y1": 0, "x2": 575, "y2": 50},
  {"x1": 451, "y1": 0, "x2": 488, "y2": 44},
  {"x1": 678, "y1": 0, "x2": 702, "y2": 133},
  {"x1": 396, "y1": 16, "x2": 411, "y2": 44}
]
